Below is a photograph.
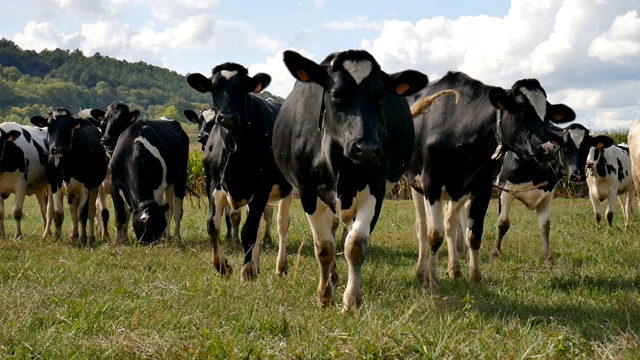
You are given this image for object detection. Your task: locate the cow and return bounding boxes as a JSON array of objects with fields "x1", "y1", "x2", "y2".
[
  {"x1": 186, "y1": 63, "x2": 294, "y2": 280},
  {"x1": 91, "y1": 102, "x2": 189, "y2": 244},
  {"x1": 0, "y1": 122, "x2": 50, "y2": 240},
  {"x1": 627, "y1": 118, "x2": 640, "y2": 215},
  {"x1": 404, "y1": 71, "x2": 576, "y2": 289},
  {"x1": 30, "y1": 109, "x2": 108, "y2": 244},
  {"x1": 273, "y1": 49, "x2": 428, "y2": 313},
  {"x1": 492, "y1": 123, "x2": 616, "y2": 262},
  {"x1": 182, "y1": 108, "x2": 276, "y2": 247},
  {"x1": 585, "y1": 138, "x2": 633, "y2": 227}
]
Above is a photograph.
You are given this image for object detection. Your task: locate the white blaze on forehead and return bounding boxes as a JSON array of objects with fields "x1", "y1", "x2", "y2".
[
  {"x1": 569, "y1": 128, "x2": 586, "y2": 148},
  {"x1": 220, "y1": 70, "x2": 238, "y2": 80},
  {"x1": 520, "y1": 87, "x2": 547, "y2": 121},
  {"x1": 134, "y1": 136, "x2": 168, "y2": 200},
  {"x1": 202, "y1": 109, "x2": 216, "y2": 123},
  {"x1": 343, "y1": 59, "x2": 372, "y2": 85}
]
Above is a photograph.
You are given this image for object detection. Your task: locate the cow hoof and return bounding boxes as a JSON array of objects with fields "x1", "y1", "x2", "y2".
[
  {"x1": 240, "y1": 263, "x2": 257, "y2": 281},
  {"x1": 422, "y1": 277, "x2": 438, "y2": 291},
  {"x1": 275, "y1": 262, "x2": 288, "y2": 276},
  {"x1": 341, "y1": 290, "x2": 362, "y2": 315},
  {"x1": 262, "y1": 233, "x2": 273, "y2": 247},
  {"x1": 316, "y1": 287, "x2": 334, "y2": 308},
  {"x1": 214, "y1": 258, "x2": 232, "y2": 275},
  {"x1": 469, "y1": 270, "x2": 483, "y2": 282},
  {"x1": 448, "y1": 266, "x2": 462, "y2": 280},
  {"x1": 330, "y1": 261, "x2": 339, "y2": 286},
  {"x1": 490, "y1": 248, "x2": 502, "y2": 258}
]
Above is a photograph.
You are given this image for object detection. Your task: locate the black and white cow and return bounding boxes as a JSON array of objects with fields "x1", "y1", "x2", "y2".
[
  {"x1": 187, "y1": 63, "x2": 294, "y2": 280},
  {"x1": 627, "y1": 118, "x2": 640, "y2": 215},
  {"x1": 183, "y1": 108, "x2": 275, "y2": 247},
  {"x1": 492, "y1": 123, "x2": 616, "y2": 262},
  {"x1": 0, "y1": 122, "x2": 50, "y2": 239},
  {"x1": 585, "y1": 138, "x2": 633, "y2": 227},
  {"x1": 273, "y1": 49, "x2": 428, "y2": 313},
  {"x1": 404, "y1": 71, "x2": 576, "y2": 288},
  {"x1": 30, "y1": 109, "x2": 108, "y2": 244},
  {"x1": 92, "y1": 102, "x2": 189, "y2": 244}
]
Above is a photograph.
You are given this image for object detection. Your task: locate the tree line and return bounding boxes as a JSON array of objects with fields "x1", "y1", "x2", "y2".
[{"x1": 0, "y1": 39, "x2": 285, "y2": 124}]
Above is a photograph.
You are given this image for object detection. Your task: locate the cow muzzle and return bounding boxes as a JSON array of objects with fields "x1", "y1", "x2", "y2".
[
  {"x1": 569, "y1": 170, "x2": 586, "y2": 183},
  {"x1": 539, "y1": 142, "x2": 559, "y2": 161},
  {"x1": 347, "y1": 139, "x2": 382, "y2": 164}
]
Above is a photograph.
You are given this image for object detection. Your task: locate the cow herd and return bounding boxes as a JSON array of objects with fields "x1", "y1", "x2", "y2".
[{"x1": 1, "y1": 49, "x2": 638, "y2": 314}]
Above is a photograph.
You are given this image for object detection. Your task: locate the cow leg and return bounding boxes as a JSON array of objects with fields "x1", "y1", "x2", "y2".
[
  {"x1": 76, "y1": 187, "x2": 92, "y2": 244},
  {"x1": 210, "y1": 189, "x2": 231, "y2": 274},
  {"x1": 42, "y1": 190, "x2": 54, "y2": 240},
  {"x1": 228, "y1": 207, "x2": 242, "y2": 249},
  {"x1": 536, "y1": 193, "x2": 553, "y2": 263},
  {"x1": 588, "y1": 191, "x2": 602, "y2": 225},
  {"x1": 492, "y1": 191, "x2": 514, "y2": 258},
  {"x1": 306, "y1": 198, "x2": 336, "y2": 308},
  {"x1": 275, "y1": 193, "x2": 293, "y2": 276},
  {"x1": 444, "y1": 199, "x2": 465, "y2": 280},
  {"x1": 0, "y1": 197, "x2": 5, "y2": 238},
  {"x1": 170, "y1": 187, "x2": 184, "y2": 242},
  {"x1": 411, "y1": 188, "x2": 430, "y2": 282},
  {"x1": 11, "y1": 184, "x2": 28, "y2": 240},
  {"x1": 52, "y1": 189, "x2": 65, "y2": 241},
  {"x1": 96, "y1": 183, "x2": 110, "y2": 239},
  {"x1": 69, "y1": 190, "x2": 81, "y2": 241},
  {"x1": 618, "y1": 190, "x2": 633, "y2": 228},
  {"x1": 424, "y1": 198, "x2": 445, "y2": 288},
  {"x1": 457, "y1": 200, "x2": 470, "y2": 258},
  {"x1": 163, "y1": 186, "x2": 175, "y2": 239},
  {"x1": 467, "y1": 191, "x2": 491, "y2": 282},
  {"x1": 112, "y1": 187, "x2": 129, "y2": 244},
  {"x1": 605, "y1": 190, "x2": 616, "y2": 227},
  {"x1": 36, "y1": 189, "x2": 49, "y2": 238},
  {"x1": 262, "y1": 205, "x2": 274, "y2": 246},
  {"x1": 341, "y1": 187, "x2": 378, "y2": 315},
  {"x1": 240, "y1": 195, "x2": 269, "y2": 281},
  {"x1": 86, "y1": 188, "x2": 98, "y2": 245}
]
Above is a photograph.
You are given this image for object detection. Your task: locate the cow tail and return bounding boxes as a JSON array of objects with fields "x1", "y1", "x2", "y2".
[{"x1": 410, "y1": 89, "x2": 460, "y2": 117}]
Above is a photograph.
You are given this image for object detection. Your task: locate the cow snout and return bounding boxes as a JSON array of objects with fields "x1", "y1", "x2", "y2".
[
  {"x1": 216, "y1": 113, "x2": 238, "y2": 128},
  {"x1": 569, "y1": 171, "x2": 586, "y2": 183},
  {"x1": 197, "y1": 133, "x2": 209, "y2": 145},
  {"x1": 586, "y1": 160, "x2": 594, "y2": 169},
  {"x1": 539, "y1": 142, "x2": 558, "y2": 161},
  {"x1": 349, "y1": 140, "x2": 382, "y2": 164}
]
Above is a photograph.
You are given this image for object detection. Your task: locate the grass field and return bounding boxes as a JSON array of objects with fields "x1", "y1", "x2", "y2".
[{"x1": 0, "y1": 194, "x2": 639, "y2": 359}]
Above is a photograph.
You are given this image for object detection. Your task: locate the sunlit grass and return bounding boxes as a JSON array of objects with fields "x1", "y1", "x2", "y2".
[{"x1": 0, "y1": 195, "x2": 638, "y2": 358}]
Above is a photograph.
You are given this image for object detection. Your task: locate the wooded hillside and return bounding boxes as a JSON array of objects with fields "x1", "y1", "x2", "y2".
[{"x1": 0, "y1": 39, "x2": 285, "y2": 123}]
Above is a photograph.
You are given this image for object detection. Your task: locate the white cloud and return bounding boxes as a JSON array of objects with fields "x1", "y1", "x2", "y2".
[
  {"x1": 588, "y1": 10, "x2": 640, "y2": 65},
  {"x1": 148, "y1": 0, "x2": 220, "y2": 22},
  {"x1": 310, "y1": 0, "x2": 324, "y2": 9}
]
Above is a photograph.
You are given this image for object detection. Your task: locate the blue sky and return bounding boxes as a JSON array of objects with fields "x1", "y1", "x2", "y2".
[{"x1": 1, "y1": 0, "x2": 639, "y2": 130}]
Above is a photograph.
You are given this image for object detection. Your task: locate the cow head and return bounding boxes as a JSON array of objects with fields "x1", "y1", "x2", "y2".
[
  {"x1": 30, "y1": 108, "x2": 90, "y2": 157},
  {"x1": 585, "y1": 135, "x2": 616, "y2": 175},
  {"x1": 550, "y1": 123, "x2": 608, "y2": 183},
  {"x1": 282, "y1": 49, "x2": 428, "y2": 165},
  {"x1": 183, "y1": 108, "x2": 216, "y2": 150},
  {"x1": 489, "y1": 79, "x2": 576, "y2": 162},
  {"x1": 93, "y1": 102, "x2": 140, "y2": 156},
  {"x1": 132, "y1": 200, "x2": 170, "y2": 244},
  {"x1": 186, "y1": 63, "x2": 270, "y2": 131}
]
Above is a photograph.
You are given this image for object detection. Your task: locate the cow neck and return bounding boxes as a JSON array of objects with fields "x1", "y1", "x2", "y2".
[
  {"x1": 318, "y1": 91, "x2": 326, "y2": 130},
  {"x1": 491, "y1": 109, "x2": 504, "y2": 160},
  {"x1": 219, "y1": 125, "x2": 238, "y2": 154}
]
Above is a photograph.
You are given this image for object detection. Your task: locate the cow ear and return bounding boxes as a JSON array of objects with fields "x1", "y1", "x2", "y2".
[
  {"x1": 591, "y1": 135, "x2": 614, "y2": 150},
  {"x1": 183, "y1": 110, "x2": 199, "y2": 123},
  {"x1": 382, "y1": 70, "x2": 428, "y2": 97},
  {"x1": 90, "y1": 109, "x2": 106, "y2": 121},
  {"x1": 30, "y1": 115, "x2": 48, "y2": 128},
  {"x1": 187, "y1": 73, "x2": 212, "y2": 93},
  {"x1": 6, "y1": 130, "x2": 22, "y2": 142},
  {"x1": 548, "y1": 104, "x2": 576, "y2": 124},
  {"x1": 250, "y1": 73, "x2": 271, "y2": 93},
  {"x1": 282, "y1": 50, "x2": 329, "y2": 86},
  {"x1": 74, "y1": 117, "x2": 90, "y2": 129},
  {"x1": 489, "y1": 87, "x2": 517, "y2": 112}
]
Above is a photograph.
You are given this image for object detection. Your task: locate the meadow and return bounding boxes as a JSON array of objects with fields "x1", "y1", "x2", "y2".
[{"x1": 0, "y1": 193, "x2": 639, "y2": 359}]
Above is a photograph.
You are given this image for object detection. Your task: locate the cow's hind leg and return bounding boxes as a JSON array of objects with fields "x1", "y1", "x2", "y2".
[
  {"x1": 262, "y1": 205, "x2": 274, "y2": 246},
  {"x1": 492, "y1": 191, "x2": 513, "y2": 258},
  {"x1": 36, "y1": 189, "x2": 49, "y2": 238},
  {"x1": 444, "y1": 199, "x2": 465, "y2": 280},
  {"x1": 412, "y1": 188, "x2": 429, "y2": 282},
  {"x1": 275, "y1": 193, "x2": 293, "y2": 276},
  {"x1": 11, "y1": 184, "x2": 28, "y2": 240},
  {"x1": 424, "y1": 198, "x2": 445, "y2": 288}
]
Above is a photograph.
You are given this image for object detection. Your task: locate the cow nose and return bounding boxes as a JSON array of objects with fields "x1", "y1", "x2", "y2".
[
  {"x1": 350, "y1": 140, "x2": 381, "y2": 163},
  {"x1": 216, "y1": 113, "x2": 237, "y2": 127},
  {"x1": 586, "y1": 161, "x2": 594, "y2": 169},
  {"x1": 569, "y1": 171, "x2": 586, "y2": 183},
  {"x1": 539, "y1": 142, "x2": 558, "y2": 161},
  {"x1": 198, "y1": 133, "x2": 208, "y2": 144}
]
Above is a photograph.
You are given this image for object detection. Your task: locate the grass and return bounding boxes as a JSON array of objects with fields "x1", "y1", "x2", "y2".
[{"x1": 0, "y1": 195, "x2": 639, "y2": 359}]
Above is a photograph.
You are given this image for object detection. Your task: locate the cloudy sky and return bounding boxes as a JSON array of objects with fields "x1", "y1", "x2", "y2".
[{"x1": 1, "y1": 0, "x2": 639, "y2": 130}]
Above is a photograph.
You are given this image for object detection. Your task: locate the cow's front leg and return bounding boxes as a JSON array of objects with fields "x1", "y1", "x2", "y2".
[
  {"x1": 275, "y1": 193, "x2": 293, "y2": 276},
  {"x1": 536, "y1": 194, "x2": 553, "y2": 263},
  {"x1": 411, "y1": 188, "x2": 429, "y2": 282},
  {"x1": 262, "y1": 205, "x2": 274, "y2": 246},
  {"x1": 85, "y1": 188, "x2": 99, "y2": 245},
  {"x1": 605, "y1": 190, "x2": 617, "y2": 227},
  {"x1": 240, "y1": 195, "x2": 269, "y2": 281},
  {"x1": 210, "y1": 189, "x2": 231, "y2": 274},
  {"x1": 75, "y1": 186, "x2": 91, "y2": 244},
  {"x1": 467, "y1": 190, "x2": 491, "y2": 282},
  {"x1": 340, "y1": 187, "x2": 378, "y2": 315},
  {"x1": 588, "y1": 191, "x2": 602, "y2": 225},
  {"x1": 35, "y1": 190, "x2": 49, "y2": 237},
  {"x1": 306, "y1": 198, "x2": 336, "y2": 308},
  {"x1": 112, "y1": 187, "x2": 129, "y2": 244},
  {"x1": 52, "y1": 189, "x2": 65, "y2": 241}
]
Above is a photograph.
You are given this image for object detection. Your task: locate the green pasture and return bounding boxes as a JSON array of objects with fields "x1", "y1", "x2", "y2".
[{"x1": 0, "y1": 194, "x2": 638, "y2": 359}]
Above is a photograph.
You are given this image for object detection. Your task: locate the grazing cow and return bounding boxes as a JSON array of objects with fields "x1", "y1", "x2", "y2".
[
  {"x1": 30, "y1": 109, "x2": 108, "y2": 244},
  {"x1": 91, "y1": 102, "x2": 189, "y2": 244},
  {"x1": 183, "y1": 109, "x2": 276, "y2": 247},
  {"x1": 404, "y1": 71, "x2": 576, "y2": 288},
  {"x1": 585, "y1": 138, "x2": 633, "y2": 227},
  {"x1": 273, "y1": 49, "x2": 428, "y2": 313},
  {"x1": 493, "y1": 123, "x2": 617, "y2": 262},
  {"x1": 187, "y1": 63, "x2": 293, "y2": 279},
  {"x1": 0, "y1": 122, "x2": 50, "y2": 239}
]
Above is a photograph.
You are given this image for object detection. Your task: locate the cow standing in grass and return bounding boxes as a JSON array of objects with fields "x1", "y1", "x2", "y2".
[
  {"x1": 585, "y1": 138, "x2": 633, "y2": 227},
  {"x1": 404, "y1": 71, "x2": 576, "y2": 288},
  {"x1": 0, "y1": 122, "x2": 50, "y2": 240},
  {"x1": 94, "y1": 102, "x2": 189, "y2": 244},
  {"x1": 273, "y1": 49, "x2": 428, "y2": 313},
  {"x1": 31, "y1": 109, "x2": 108, "y2": 244},
  {"x1": 187, "y1": 63, "x2": 293, "y2": 279}
]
